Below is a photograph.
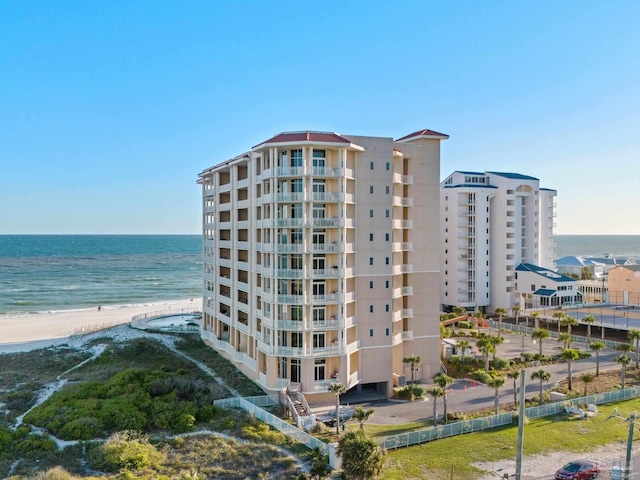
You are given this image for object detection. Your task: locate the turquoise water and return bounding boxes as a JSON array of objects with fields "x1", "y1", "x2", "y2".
[
  {"x1": 555, "y1": 235, "x2": 640, "y2": 259},
  {"x1": 1, "y1": 234, "x2": 637, "y2": 316},
  {"x1": 0, "y1": 235, "x2": 202, "y2": 315}
]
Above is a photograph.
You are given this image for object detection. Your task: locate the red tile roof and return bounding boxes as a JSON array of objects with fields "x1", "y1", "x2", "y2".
[
  {"x1": 395, "y1": 129, "x2": 449, "y2": 142},
  {"x1": 253, "y1": 131, "x2": 360, "y2": 149}
]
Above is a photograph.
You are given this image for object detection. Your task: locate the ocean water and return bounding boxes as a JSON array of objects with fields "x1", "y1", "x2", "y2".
[
  {"x1": 555, "y1": 235, "x2": 640, "y2": 259},
  {"x1": 1, "y1": 234, "x2": 638, "y2": 317},
  {"x1": 0, "y1": 235, "x2": 202, "y2": 316}
]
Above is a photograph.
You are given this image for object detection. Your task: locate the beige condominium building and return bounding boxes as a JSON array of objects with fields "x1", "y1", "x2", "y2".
[{"x1": 197, "y1": 129, "x2": 448, "y2": 401}]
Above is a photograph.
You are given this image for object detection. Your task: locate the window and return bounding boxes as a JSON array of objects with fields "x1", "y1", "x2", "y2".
[
  {"x1": 291, "y1": 149, "x2": 303, "y2": 167},
  {"x1": 385, "y1": 280, "x2": 389, "y2": 288},
  {"x1": 385, "y1": 233, "x2": 389, "y2": 241},
  {"x1": 385, "y1": 304, "x2": 390, "y2": 312},
  {"x1": 370, "y1": 162, "x2": 374, "y2": 170},
  {"x1": 531, "y1": 284, "x2": 536, "y2": 291},
  {"x1": 369, "y1": 328, "x2": 374, "y2": 336},
  {"x1": 370, "y1": 186, "x2": 374, "y2": 194},
  {"x1": 369, "y1": 257, "x2": 374, "y2": 265},
  {"x1": 369, "y1": 305, "x2": 374, "y2": 313},
  {"x1": 369, "y1": 281, "x2": 374, "y2": 289},
  {"x1": 386, "y1": 186, "x2": 390, "y2": 194},
  {"x1": 386, "y1": 162, "x2": 390, "y2": 170},
  {"x1": 370, "y1": 209, "x2": 374, "y2": 217},
  {"x1": 385, "y1": 327, "x2": 390, "y2": 336},
  {"x1": 314, "y1": 359, "x2": 326, "y2": 381},
  {"x1": 385, "y1": 257, "x2": 389, "y2": 265},
  {"x1": 313, "y1": 333, "x2": 325, "y2": 348},
  {"x1": 291, "y1": 332, "x2": 302, "y2": 348},
  {"x1": 369, "y1": 233, "x2": 373, "y2": 241},
  {"x1": 385, "y1": 210, "x2": 390, "y2": 217}
]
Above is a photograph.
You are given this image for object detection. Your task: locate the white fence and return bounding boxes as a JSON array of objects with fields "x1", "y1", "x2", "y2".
[
  {"x1": 214, "y1": 395, "x2": 338, "y2": 467},
  {"x1": 383, "y1": 386, "x2": 640, "y2": 450}
]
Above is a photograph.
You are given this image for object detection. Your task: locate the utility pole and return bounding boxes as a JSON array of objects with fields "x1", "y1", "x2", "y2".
[
  {"x1": 624, "y1": 412, "x2": 635, "y2": 480},
  {"x1": 607, "y1": 410, "x2": 638, "y2": 480},
  {"x1": 515, "y1": 369, "x2": 526, "y2": 479}
]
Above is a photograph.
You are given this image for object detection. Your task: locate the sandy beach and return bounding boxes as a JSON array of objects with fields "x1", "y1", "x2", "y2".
[{"x1": 0, "y1": 298, "x2": 199, "y2": 353}]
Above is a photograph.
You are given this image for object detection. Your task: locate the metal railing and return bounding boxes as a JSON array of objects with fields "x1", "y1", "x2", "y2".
[{"x1": 214, "y1": 396, "x2": 336, "y2": 464}]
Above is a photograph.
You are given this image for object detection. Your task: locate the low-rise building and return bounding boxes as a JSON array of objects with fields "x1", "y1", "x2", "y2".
[{"x1": 515, "y1": 263, "x2": 582, "y2": 309}]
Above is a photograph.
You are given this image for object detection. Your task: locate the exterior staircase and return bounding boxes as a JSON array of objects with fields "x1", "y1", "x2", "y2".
[{"x1": 283, "y1": 383, "x2": 316, "y2": 430}]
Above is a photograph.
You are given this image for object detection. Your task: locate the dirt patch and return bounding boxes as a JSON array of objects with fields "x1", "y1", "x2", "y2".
[
  {"x1": 474, "y1": 442, "x2": 635, "y2": 480},
  {"x1": 555, "y1": 368, "x2": 640, "y2": 395}
]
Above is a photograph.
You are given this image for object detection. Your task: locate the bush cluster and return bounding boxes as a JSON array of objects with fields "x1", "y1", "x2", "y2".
[{"x1": 24, "y1": 369, "x2": 225, "y2": 440}]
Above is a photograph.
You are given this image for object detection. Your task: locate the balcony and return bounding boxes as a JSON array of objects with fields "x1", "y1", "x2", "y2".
[
  {"x1": 217, "y1": 257, "x2": 231, "y2": 268},
  {"x1": 277, "y1": 243, "x2": 304, "y2": 253},
  {"x1": 312, "y1": 192, "x2": 340, "y2": 202},
  {"x1": 392, "y1": 332, "x2": 402, "y2": 345},
  {"x1": 312, "y1": 267, "x2": 340, "y2": 279},
  {"x1": 276, "y1": 218, "x2": 305, "y2": 228},
  {"x1": 402, "y1": 175, "x2": 414, "y2": 185},
  {"x1": 344, "y1": 315, "x2": 356, "y2": 328},
  {"x1": 392, "y1": 287, "x2": 402, "y2": 299},
  {"x1": 312, "y1": 293, "x2": 340, "y2": 304},
  {"x1": 402, "y1": 286, "x2": 414, "y2": 296},
  {"x1": 311, "y1": 166, "x2": 341, "y2": 177},
  {"x1": 310, "y1": 242, "x2": 340, "y2": 253},
  {"x1": 402, "y1": 308, "x2": 414, "y2": 318},
  {"x1": 275, "y1": 167, "x2": 305, "y2": 177},
  {"x1": 401, "y1": 330, "x2": 414, "y2": 341},
  {"x1": 276, "y1": 192, "x2": 305, "y2": 202},
  {"x1": 277, "y1": 319, "x2": 305, "y2": 331},
  {"x1": 277, "y1": 269, "x2": 304, "y2": 279},
  {"x1": 312, "y1": 317, "x2": 339, "y2": 329},
  {"x1": 278, "y1": 294, "x2": 305, "y2": 304},
  {"x1": 311, "y1": 217, "x2": 339, "y2": 228},
  {"x1": 345, "y1": 340, "x2": 360, "y2": 355}
]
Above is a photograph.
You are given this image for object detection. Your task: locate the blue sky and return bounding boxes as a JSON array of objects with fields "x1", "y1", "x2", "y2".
[{"x1": 1, "y1": 1, "x2": 639, "y2": 234}]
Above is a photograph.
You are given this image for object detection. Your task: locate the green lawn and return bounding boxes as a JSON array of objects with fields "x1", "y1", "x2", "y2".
[{"x1": 376, "y1": 400, "x2": 640, "y2": 479}]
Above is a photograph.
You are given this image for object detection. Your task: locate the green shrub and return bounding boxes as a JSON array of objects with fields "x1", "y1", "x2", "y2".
[
  {"x1": 14, "y1": 434, "x2": 58, "y2": 459},
  {"x1": 101, "y1": 431, "x2": 166, "y2": 471},
  {"x1": 471, "y1": 370, "x2": 492, "y2": 384},
  {"x1": 195, "y1": 404, "x2": 222, "y2": 423},
  {"x1": 173, "y1": 413, "x2": 196, "y2": 433},
  {"x1": 58, "y1": 416, "x2": 103, "y2": 441},
  {"x1": 521, "y1": 353, "x2": 535, "y2": 362},
  {"x1": 4, "y1": 389, "x2": 35, "y2": 412},
  {"x1": 492, "y1": 357, "x2": 510, "y2": 370}
]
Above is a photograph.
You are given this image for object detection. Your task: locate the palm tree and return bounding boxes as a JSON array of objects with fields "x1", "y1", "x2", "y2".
[
  {"x1": 561, "y1": 315, "x2": 578, "y2": 335},
  {"x1": 328, "y1": 381, "x2": 347, "y2": 435},
  {"x1": 557, "y1": 332, "x2": 572, "y2": 350},
  {"x1": 486, "y1": 376, "x2": 506, "y2": 415},
  {"x1": 428, "y1": 386, "x2": 445, "y2": 427},
  {"x1": 477, "y1": 336, "x2": 495, "y2": 371},
  {"x1": 352, "y1": 406, "x2": 374, "y2": 430},
  {"x1": 628, "y1": 328, "x2": 640, "y2": 369},
  {"x1": 553, "y1": 311, "x2": 565, "y2": 333},
  {"x1": 531, "y1": 369, "x2": 551, "y2": 405},
  {"x1": 561, "y1": 348, "x2": 580, "y2": 391},
  {"x1": 532, "y1": 328, "x2": 550, "y2": 358},
  {"x1": 531, "y1": 312, "x2": 540, "y2": 330},
  {"x1": 456, "y1": 339, "x2": 471, "y2": 364},
  {"x1": 512, "y1": 305, "x2": 521, "y2": 326},
  {"x1": 489, "y1": 335, "x2": 504, "y2": 362},
  {"x1": 583, "y1": 315, "x2": 596, "y2": 345},
  {"x1": 434, "y1": 373, "x2": 454, "y2": 422},
  {"x1": 590, "y1": 340, "x2": 605, "y2": 376},
  {"x1": 507, "y1": 370, "x2": 520, "y2": 408},
  {"x1": 581, "y1": 372, "x2": 594, "y2": 396},
  {"x1": 616, "y1": 354, "x2": 632, "y2": 389},
  {"x1": 402, "y1": 355, "x2": 421, "y2": 387},
  {"x1": 495, "y1": 307, "x2": 507, "y2": 333}
]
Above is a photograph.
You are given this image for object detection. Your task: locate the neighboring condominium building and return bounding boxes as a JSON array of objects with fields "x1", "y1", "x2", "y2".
[
  {"x1": 440, "y1": 171, "x2": 556, "y2": 313},
  {"x1": 197, "y1": 129, "x2": 447, "y2": 401}
]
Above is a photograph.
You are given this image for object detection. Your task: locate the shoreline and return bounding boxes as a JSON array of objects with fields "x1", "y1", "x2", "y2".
[{"x1": 0, "y1": 298, "x2": 200, "y2": 354}]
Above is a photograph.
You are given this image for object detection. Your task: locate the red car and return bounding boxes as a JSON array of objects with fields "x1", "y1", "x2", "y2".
[{"x1": 555, "y1": 460, "x2": 600, "y2": 480}]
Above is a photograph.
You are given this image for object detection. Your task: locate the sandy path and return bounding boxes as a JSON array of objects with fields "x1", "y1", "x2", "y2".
[{"x1": 0, "y1": 299, "x2": 197, "y2": 352}]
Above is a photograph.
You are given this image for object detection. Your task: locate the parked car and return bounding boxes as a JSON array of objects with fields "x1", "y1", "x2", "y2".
[{"x1": 555, "y1": 460, "x2": 600, "y2": 480}]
